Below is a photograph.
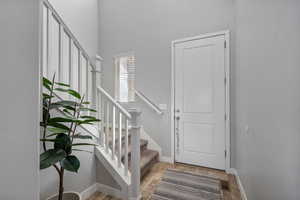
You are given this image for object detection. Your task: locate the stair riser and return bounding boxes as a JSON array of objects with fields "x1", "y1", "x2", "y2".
[
  {"x1": 122, "y1": 142, "x2": 148, "y2": 162},
  {"x1": 141, "y1": 153, "x2": 159, "y2": 178}
]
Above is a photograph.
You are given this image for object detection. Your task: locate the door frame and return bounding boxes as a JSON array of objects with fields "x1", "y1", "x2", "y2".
[{"x1": 170, "y1": 30, "x2": 230, "y2": 171}]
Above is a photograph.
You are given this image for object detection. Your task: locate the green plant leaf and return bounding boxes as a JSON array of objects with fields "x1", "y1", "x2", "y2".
[
  {"x1": 62, "y1": 109, "x2": 73, "y2": 116},
  {"x1": 43, "y1": 77, "x2": 52, "y2": 86},
  {"x1": 48, "y1": 122, "x2": 70, "y2": 131},
  {"x1": 48, "y1": 117, "x2": 79, "y2": 123},
  {"x1": 73, "y1": 134, "x2": 93, "y2": 140},
  {"x1": 72, "y1": 149, "x2": 93, "y2": 154},
  {"x1": 60, "y1": 155, "x2": 80, "y2": 173},
  {"x1": 44, "y1": 83, "x2": 51, "y2": 91},
  {"x1": 40, "y1": 149, "x2": 66, "y2": 170},
  {"x1": 71, "y1": 143, "x2": 97, "y2": 147},
  {"x1": 43, "y1": 93, "x2": 54, "y2": 99},
  {"x1": 55, "y1": 82, "x2": 70, "y2": 87},
  {"x1": 62, "y1": 106, "x2": 76, "y2": 112},
  {"x1": 46, "y1": 132, "x2": 64, "y2": 138},
  {"x1": 80, "y1": 116, "x2": 97, "y2": 120},
  {"x1": 47, "y1": 127, "x2": 69, "y2": 134},
  {"x1": 68, "y1": 89, "x2": 81, "y2": 99},
  {"x1": 54, "y1": 88, "x2": 69, "y2": 92},
  {"x1": 54, "y1": 134, "x2": 72, "y2": 154},
  {"x1": 78, "y1": 119, "x2": 101, "y2": 125},
  {"x1": 79, "y1": 107, "x2": 97, "y2": 112},
  {"x1": 40, "y1": 138, "x2": 59, "y2": 142},
  {"x1": 49, "y1": 100, "x2": 77, "y2": 110},
  {"x1": 82, "y1": 101, "x2": 90, "y2": 105}
]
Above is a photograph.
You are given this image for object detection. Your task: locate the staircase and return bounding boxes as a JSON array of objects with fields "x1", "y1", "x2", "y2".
[
  {"x1": 41, "y1": 1, "x2": 160, "y2": 199},
  {"x1": 107, "y1": 128, "x2": 159, "y2": 178},
  {"x1": 95, "y1": 87, "x2": 160, "y2": 200}
]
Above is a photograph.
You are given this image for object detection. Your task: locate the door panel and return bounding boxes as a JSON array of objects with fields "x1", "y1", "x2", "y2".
[
  {"x1": 183, "y1": 45, "x2": 214, "y2": 113},
  {"x1": 174, "y1": 35, "x2": 226, "y2": 170}
]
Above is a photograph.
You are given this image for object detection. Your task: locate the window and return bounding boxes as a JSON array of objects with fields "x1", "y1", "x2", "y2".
[{"x1": 115, "y1": 53, "x2": 136, "y2": 103}]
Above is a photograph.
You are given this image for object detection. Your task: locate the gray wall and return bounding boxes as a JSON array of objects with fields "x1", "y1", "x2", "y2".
[
  {"x1": 0, "y1": 0, "x2": 40, "y2": 199},
  {"x1": 233, "y1": 0, "x2": 300, "y2": 199},
  {"x1": 98, "y1": 0, "x2": 235, "y2": 157},
  {"x1": 99, "y1": 0, "x2": 300, "y2": 199},
  {"x1": 40, "y1": 0, "x2": 99, "y2": 198}
]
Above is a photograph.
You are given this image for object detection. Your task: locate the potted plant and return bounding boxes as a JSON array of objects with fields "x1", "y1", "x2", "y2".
[{"x1": 41, "y1": 75, "x2": 100, "y2": 200}]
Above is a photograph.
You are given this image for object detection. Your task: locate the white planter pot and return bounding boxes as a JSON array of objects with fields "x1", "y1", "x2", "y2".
[{"x1": 46, "y1": 192, "x2": 81, "y2": 200}]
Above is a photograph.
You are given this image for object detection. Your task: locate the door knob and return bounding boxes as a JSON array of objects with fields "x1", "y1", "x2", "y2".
[
  {"x1": 175, "y1": 109, "x2": 180, "y2": 113},
  {"x1": 176, "y1": 116, "x2": 180, "y2": 120}
]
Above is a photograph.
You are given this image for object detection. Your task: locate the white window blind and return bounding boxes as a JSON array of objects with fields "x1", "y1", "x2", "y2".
[{"x1": 115, "y1": 54, "x2": 136, "y2": 102}]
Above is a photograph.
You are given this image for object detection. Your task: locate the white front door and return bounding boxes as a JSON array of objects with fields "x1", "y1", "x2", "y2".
[{"x1": 174, "y1": 34, "x2": 227, "y2": 170}]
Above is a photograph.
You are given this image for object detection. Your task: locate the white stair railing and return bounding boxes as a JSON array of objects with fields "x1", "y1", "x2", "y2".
[
  {"x1": 42, "y1": 1, "x2": 141, "y2": 199},
  {"x1": 97, "y1": 87, "x2": 141, "y2": 200},
  {"x1": 42, "y1": 0, "x2": 97, "y2": 111}
]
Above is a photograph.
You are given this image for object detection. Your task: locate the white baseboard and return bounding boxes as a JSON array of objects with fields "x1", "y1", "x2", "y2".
[
  {"x1": 81, "y1": 183, "x2": 123, "y2": 200},
  {"x1": 159, "y1": 156, "x2": 174, "y2": 163},
  {"x1": 81, "y1": 183, "x2": 99, "y2": 200},
  {"x1": 227, "y1": 168, "x2": 248, "y2": 200}
]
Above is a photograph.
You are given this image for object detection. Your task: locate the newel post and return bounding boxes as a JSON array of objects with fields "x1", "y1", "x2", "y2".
[
  {"x1": 129, "y1": 108, "x2": 142, "y2": 200},
  {"x1": 92, "y1": 55, "x2": 103, "y2": 109},
  {"x1": 93, "y1": 55, "x2": 103, "y2": 126}
]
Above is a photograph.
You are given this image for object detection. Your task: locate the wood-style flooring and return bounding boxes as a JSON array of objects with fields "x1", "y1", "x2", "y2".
[{"x1": 87, "y1": 162, "x2": 242, "y2": 200}]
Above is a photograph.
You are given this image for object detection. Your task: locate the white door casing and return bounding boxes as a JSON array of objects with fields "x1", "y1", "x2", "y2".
[{"x1": 172, "y1": 31, "x2": 230, "y2": 170}]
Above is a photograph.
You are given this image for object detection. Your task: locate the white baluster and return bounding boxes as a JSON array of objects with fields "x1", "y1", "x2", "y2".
[
  {"x1": 124, "y1": 119, "x2": 129, "y2": 176},
  {"x1": 68, "y1": 37, "x2": 73, "y2": 93},
  {"x1": 101, "y1": 94, "x2": 105, "y2": 147},
  {"x1": 86, "y1": 60, "x2": 90, "y2": 104},
  {"x1": 78, "y1": 51, "x2": 81, "y2": 93},
  {"x1": 96, "y1": 90, "x2": 102, "y2": 146},
  {"x1": 43, "y1": 5, "x2": 49, "y2": 77},
  {"x1": 118, "y1": 112, "x2": 122, "y2": 167},
  {"x1": 112, "y1": 106, "x2": 116, "y2": 160},
  {"x1": 47, "y1": 9, "x2": 52, "y2": 79},
  {"x1": 58, "y1": 23, "x2": 63, "y2": 82},
  {"x1": 129, "y1": 109, "x2": 142, "y2": 200},
  {"x1": 105, "y1": 101, "x2": 110, "y2": 153}
]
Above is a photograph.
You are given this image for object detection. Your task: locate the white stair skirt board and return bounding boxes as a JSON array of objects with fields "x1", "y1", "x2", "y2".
[
  {"x1": 227, "y1": 168, "x2": 248, "y2": 200},
  {"x1": 81, "y1": 183, "x2": 99, "y2": 200},
  {"x1": 80, "y1": 183, "x2": 123, "y2": 200},
  {"x1": 94, "y1": 146, "x2": 131, "y2": 199},
  {"x1": 95, "y1": 146, "x2": 131, "y2": 185},
  {"x1": 140, "y1": 127, "x2": 162, "y2": 158}
]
